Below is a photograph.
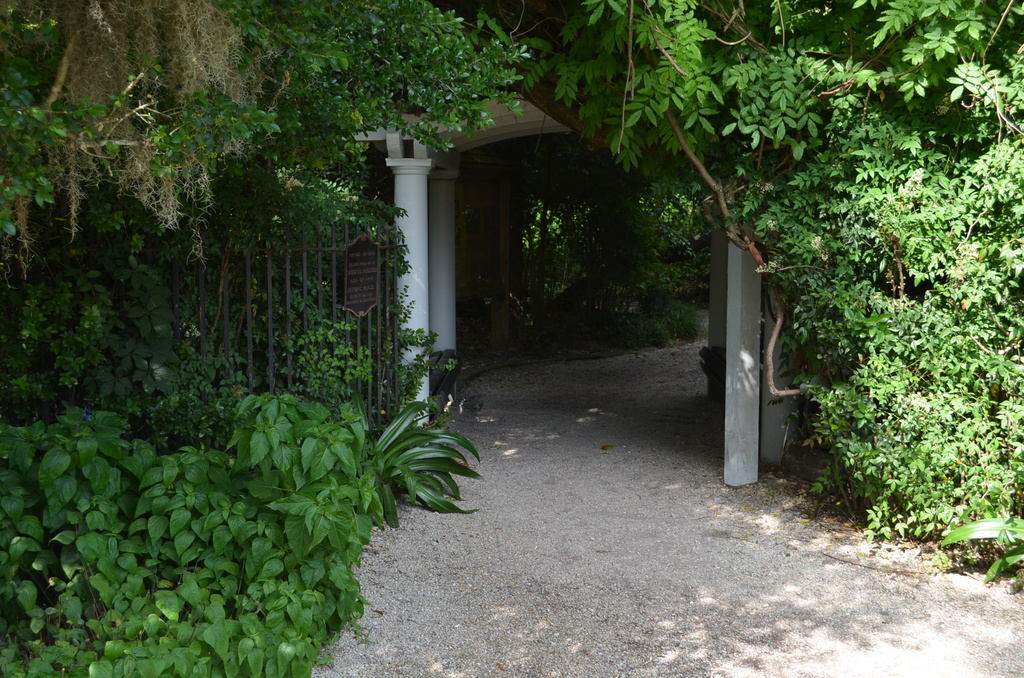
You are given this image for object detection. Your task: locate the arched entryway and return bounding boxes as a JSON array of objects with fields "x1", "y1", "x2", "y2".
[{"x1": 358, "y1": 101, "x2": 795, "y2": 487}]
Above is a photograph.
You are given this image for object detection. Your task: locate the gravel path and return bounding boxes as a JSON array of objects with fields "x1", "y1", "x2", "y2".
[{"x1": 315, "y1": 340, "x2": 1024, "y2": 677}]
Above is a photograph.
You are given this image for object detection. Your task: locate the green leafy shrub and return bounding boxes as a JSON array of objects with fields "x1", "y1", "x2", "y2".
[
  {"x1": 0, "y1": 248, "x2": 190, "y2": 428},
  {"x1": 0, "y1": 392, "x2": 481, "y2": 677},
  {"x1": 0, "y1": 403, "x2": 362, "y2": 677},
  {"x1": 651, "y1": 296, "x2": 701, "y2": 340},
  {"x1": 604, "y1": 312, "x2": 670, "y2": 349},
  {"x1": 287, "y1": 319, "x2": 376, "y2": 417},
  {"x1": 767, "y1": 111, "x2": 1024, "y2": 541},
  {"x1": 142, "y1": 348, "x2": 248, "y2": 452}
]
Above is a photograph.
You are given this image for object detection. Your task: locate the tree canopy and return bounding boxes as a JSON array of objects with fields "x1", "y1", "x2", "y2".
[
  {"x1": 0, "y1": 0, "x2": 521, "y2": 266},
  {"x1": 455, "y1": 0, "x2": 1022, "y2": 249}
]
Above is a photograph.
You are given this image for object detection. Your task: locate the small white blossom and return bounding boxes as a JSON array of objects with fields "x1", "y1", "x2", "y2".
[
  {"x1": 951, "y1": 241, "x2": 981, "y2": 280},
  {"x1": 905, "y1": 392, "x2": 931, "y2": 412},
  {"x1": 957, "y1": 242, "x2": 980, "y2": 260},
  {"x1": 809, "y1": 235, "x2": 830, "y2": 262},
  {"x1": 899, "y1": 168, "x2": 926, "y2": 197}
]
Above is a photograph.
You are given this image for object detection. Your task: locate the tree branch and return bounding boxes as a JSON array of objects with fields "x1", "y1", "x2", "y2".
[
  {"x1": 42, "y1": 32, "x2": 78, "y2": 111},
  {"x1": 983, "y1": 0, "x2": 1016, "y2": 64},
  {"x1": 640, "y1": 2, "x2": 690, "y2": 77},
  {"x1": 969, "y1": 334, "x2": 996, "y2": 355},
  {"x1": 617, "y1": 0, "x2": 636, "y2": 153},
  {"x1": 69, "y1": 139, "x2": 147, "y2": 148},
  {"x1": 985, "y1": 303, "x2": 1012, "y2": 338},
  {"x1": 698, "y1": 2, "x2": 766, "y2": 52},
  {"x1": 664, "y1": 108, "x2": 727, "y2": 215},
  {"x1": 664, "y1": 107, "x2": 754, "y2": 250},
  {"x1": 651, "y1": 27, "x2": 689, "y2": 77},
  {"x1": 766, "y1": 295, "x2": 802, "y2": 398}
]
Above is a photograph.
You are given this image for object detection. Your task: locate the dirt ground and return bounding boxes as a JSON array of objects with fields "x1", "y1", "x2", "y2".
[{"x1": 315, "y1": 337, "x2": 1024, "y2": 677}]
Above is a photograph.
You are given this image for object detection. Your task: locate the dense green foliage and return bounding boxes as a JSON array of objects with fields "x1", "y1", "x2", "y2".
[
  {"x1": 0, "y1": 395, "x2": 479, "y2": 677},
  {"x1": 461, "y1": 0, "x2": 1024, "y2": 542},
  {"x1": 0, "y1": 175, "x2": 403, "y2": 434},
  {"x1": 726, "y1": 6, "x2": 1024, "y2": 541},
  {"x1": 0, "y1": 0, "x2": 518, "y2": 434},
  {"x1": 0, "y1": 402, "x2": 367, "y2": 677},
  {"x1": 0, "y1": 0, "x2": 520, "y2": 260},
  {"x1": 766, "y1": 121, "x2": 1024, "y2": 541}
]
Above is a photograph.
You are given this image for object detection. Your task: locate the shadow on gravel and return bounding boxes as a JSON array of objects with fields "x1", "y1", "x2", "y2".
[{"x1": 316, "y1": 343, "x2": 1024, "y2": 678}]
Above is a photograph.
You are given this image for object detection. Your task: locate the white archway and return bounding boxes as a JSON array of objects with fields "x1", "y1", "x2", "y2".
[{"x1": 359, "y1": 102, "x2": 792, "y2": 485}]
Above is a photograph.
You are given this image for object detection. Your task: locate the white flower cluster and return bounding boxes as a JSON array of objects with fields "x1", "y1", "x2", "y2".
[
  {"x1": 756, "y1": 260, "x2": 781, "y2": 274},
  {"x1": 958, "y1": 241, "x2": 980, "y2": 260},
  {"x1": 905, "y1": 392, "x2": 931, "y2": 412},
  {"x1": 899, "y1": 167, "x2": 926, "y2": 197},
  {"x1": 951, "y1": 241, "x2": 981, "y2": 280},
  {"x1": 810, "y1": 235, "x2": 830, "y2": 262}
]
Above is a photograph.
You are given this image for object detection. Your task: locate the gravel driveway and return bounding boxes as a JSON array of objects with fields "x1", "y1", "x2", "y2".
[{"x1": 315, "y1": 339, "x2": 1024, "y2": 677}]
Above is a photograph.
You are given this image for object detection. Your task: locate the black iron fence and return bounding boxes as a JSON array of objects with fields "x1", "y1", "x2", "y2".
[
  {"x1": 0, "y1": 209, "x2": 409, "y2": 432},
  {"x1": 171, "y1": 221, "x2": 404, "y2": 426}
]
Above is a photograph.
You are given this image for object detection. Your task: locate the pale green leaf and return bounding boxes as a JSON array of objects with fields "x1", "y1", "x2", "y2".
[{"x1": 155, "y1": 590, "x2": 181, "y2": 622}]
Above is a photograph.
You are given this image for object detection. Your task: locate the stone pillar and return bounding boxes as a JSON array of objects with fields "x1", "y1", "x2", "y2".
[
  {"x1": 428, "y1": 169, "x2": 459, "y2": 353},
  {"x1": 724, "y1": 245, "x2": 762, "y2": 486},
  {"x1": 387, "y1": 156, "x2": 434, "y2": 403}
]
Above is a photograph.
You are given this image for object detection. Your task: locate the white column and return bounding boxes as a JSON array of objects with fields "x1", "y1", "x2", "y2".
[
  {"x1": 724, "y1": 245, "x2": 761, "y2": 486},
  {"x1": 760, "y1": 298, "x2": 798, "y2": 465},
  {"x1": 428, "y1": 169, "x2": 459, "y2": 352},
  {"x1": 387, "y1": 157, "x2": 434, "y2": 402}
]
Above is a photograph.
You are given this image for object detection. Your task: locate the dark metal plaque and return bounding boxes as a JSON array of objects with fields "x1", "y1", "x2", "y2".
[{"x1": 344, "y1": 236, "x2": 380, "y2": 316}]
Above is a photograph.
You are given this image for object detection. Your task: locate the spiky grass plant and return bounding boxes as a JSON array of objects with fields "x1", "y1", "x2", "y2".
[{"x1": 358, "y1": 399, "x2": 481, "y2": 528}]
